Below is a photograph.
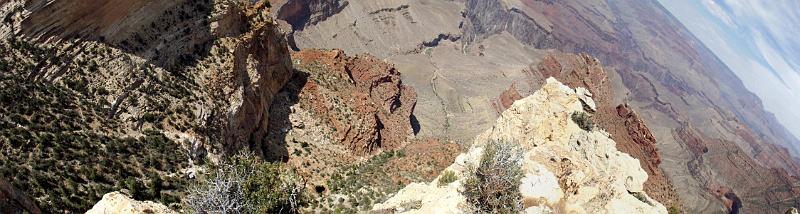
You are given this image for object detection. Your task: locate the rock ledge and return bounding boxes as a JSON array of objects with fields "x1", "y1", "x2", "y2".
[{"x1": 373, "y1": 78, "x2": 667, "y2": 213}]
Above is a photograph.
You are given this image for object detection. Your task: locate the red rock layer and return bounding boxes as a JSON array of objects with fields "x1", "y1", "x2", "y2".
[
  {"x1": 291, "y1": 49, "x2": 416, "y2": 154},
  {"x1": 491, "y1": 83, "x2": 524, "y2": 113}
]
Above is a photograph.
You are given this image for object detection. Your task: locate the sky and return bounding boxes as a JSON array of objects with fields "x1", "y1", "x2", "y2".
[{"x1": 657, "y1": 0, "x2": 800, "y2": 140}]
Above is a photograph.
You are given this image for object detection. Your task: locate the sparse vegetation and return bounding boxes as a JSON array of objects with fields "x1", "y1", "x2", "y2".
[
  {"x1": 0, "y1": 35, "x2": 199, "y2": 212},
  {"x1": 185, "y1": 153, "x2": 306, "y2": 214},
  {"x1": 571, "y1": 111, "x2": 594, "y2": 131},
  {"x1": 461, "y1": 140, "x2": 523, "y2": 213},
  {"x1": 437, "y1": 170, "x2": 458, "y2": 186},
  {"x1": 630, "y1": 191, "x2": 654, "y2": 206},
  {"x1": 323, "y1": 150, "x2": 408, "y2": 212},
  {"x1": 668, "y1": 206, "x2": 681, "y2": 214}
]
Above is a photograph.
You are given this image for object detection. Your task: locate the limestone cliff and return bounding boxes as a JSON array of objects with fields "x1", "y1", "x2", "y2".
[{"x1": 374, "y1": 78, "x2": 667, "y2": 213}]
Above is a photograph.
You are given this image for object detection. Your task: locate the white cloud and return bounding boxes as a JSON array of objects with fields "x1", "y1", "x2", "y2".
[{"x1": 701, "y1": 0, "x2": 735, "y2": 27}]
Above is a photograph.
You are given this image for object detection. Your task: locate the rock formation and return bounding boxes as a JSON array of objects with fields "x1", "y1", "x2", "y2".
[
  {"x1": 85, "y1": 192, "x2": 176, "y2": 214},
  {"x1": 528, "y1": 53, "x2": 681, "y2": 209},
  {"x1": 1, "y1": 0, "x2": 292, "y2": 154},
  {"x1": 210, "y1": 5, "x2": 294, "y2": 154},
  {"x1": 276, "y1": 0, "x2": 348, "y2": 31},
  {"x1": 463, "y1": 0, "x2": 556, "y2": 49},
  {"x1": 374, "y1": 78, "x2": 667, "y2": 213},
  {"x1": 283, "y1": 49, "x2": 416, "y2": 154}
]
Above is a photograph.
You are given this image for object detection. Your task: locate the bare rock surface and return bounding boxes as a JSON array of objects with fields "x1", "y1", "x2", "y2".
[
  {"x1": 374, "y1": 78, "x2": 667, "y2": 214},
  {"x1": 272, "y1": 49, "x2": 416, "y2": 155},
  {"x1": 85, "y1": 192, "x2": 176, "y2": 214},
  {"x1": 530, "y1": 53, "x2": 682, "y2": 209}
]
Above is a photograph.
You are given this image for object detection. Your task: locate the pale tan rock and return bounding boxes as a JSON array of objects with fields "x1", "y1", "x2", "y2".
[
  {"x1": 86, "y1": 192, "x2": 175, "y2": 214},
  {"x1": 374, "y1": 78, "x2": 667, "y2": 214}
]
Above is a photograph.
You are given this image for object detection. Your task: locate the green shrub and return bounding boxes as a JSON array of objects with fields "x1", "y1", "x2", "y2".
[
  {"x1": 668, "y1": 206, "x2": 681, "y2": 214},
  {"x1": 461, "y1": 140, "x2": 523, "y2": 213},
  {"x1": 437, "y1": 170, "x2": 458, "y2": 186},
  {"x1": 571, "y1": 111, "x2": 594, "y2": 131}
]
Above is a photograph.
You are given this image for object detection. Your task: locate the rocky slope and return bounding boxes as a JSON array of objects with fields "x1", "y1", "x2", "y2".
[
  {"x1": 374, "y1": 78, "x2": 667, "y2": 213},
  {"x1": 262, "y1": 49, "x2": 447, "y2": 212},
  {"x1": 508, "y1": 53, "x2": 682, "y2": 209},
  {"x1": 0, "y1": 0, "x2": 295, "y2": 212},
  {"x1": 278, "y1": 49, "x2": 416, "y2": 154},
  {"x1": 1, "y1": 0, "x2": 435, "y2": 212}
]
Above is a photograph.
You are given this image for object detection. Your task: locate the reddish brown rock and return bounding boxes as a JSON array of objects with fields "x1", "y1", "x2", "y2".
[
  {"x1": 384, "y1": 138, "x2": 463, "y2": 185},
  {"x1": 617, "y1": 104, "x2": 661, "y2": 165},
  {"x1": 492, "y1": 83, "x2": 524, "y2": 113},
  {"x1": 676, "y1": 125, "x2": 710, "y2": 157},
  {"x1": 290, "y1": 49, "x2": 417, "y2": 154}
]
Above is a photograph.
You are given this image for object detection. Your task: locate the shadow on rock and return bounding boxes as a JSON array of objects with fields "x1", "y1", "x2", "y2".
[
  {"x1": 264, "y1": 69, "x2": 309, "y2": 162},
  {"x1": 17, "y1": 0, "x2": 216, "y2": 71}
]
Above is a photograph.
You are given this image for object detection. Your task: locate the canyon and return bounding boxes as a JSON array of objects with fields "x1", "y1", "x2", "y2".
[
  {"x1": 0, "y1": 0, "x2": 798, "y2": 213},
  {"x1": 272, "y1": 0, "x2": 800, "y2": 213}
]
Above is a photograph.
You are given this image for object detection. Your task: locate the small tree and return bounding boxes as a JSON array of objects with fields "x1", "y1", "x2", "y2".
[
  {"x1": 184, "y1": 152, "x2": 306, "y2": 214},
  {"x1": 184, "y1": 161, "x2": 249, "y2": 213},
  {"x1": 461, "y1": 140, "x2": 524, "y2": 213}
]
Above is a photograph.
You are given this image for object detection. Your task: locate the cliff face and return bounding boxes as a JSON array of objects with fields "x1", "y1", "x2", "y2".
[
  {"x1": 9, "y1": 0, "x2": 216, "y2": 70},
  {"x1": 263, "y1": 49, "x2": 417, "y2": 185},
  {"x1": 463, "y1": 0, "x2": 556, "y2": 49},
  {"x1": 0, "y1": 0, "x2": 293, "y2": 212},
  {"x1": 276, "y1": 0, "x2": 347, "y2": 31},
  {"x1": 212, "y1": 11, "x2": 294, "y2": 154},
  {"x1": 374, "y1": 78, "x2": 667, "y2": 213}
]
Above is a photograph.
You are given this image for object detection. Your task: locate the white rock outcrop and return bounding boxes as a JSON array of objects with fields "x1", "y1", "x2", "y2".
[
  {"x1": 86, "y1": 192, "x2": 176, "y2": 214},
  {"x1": 373, "y1": 78, "x2": 667, "y2": 213}
]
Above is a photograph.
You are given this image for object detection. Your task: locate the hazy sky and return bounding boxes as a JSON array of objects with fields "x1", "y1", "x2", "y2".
[{"x1": 657, "y1": 0, "x2": 800, "y2": 140}]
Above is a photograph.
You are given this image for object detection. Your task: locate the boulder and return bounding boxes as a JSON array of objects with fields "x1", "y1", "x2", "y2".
[{"x1": 86, "y1": 192, "x2": 175, "y2": 214}]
